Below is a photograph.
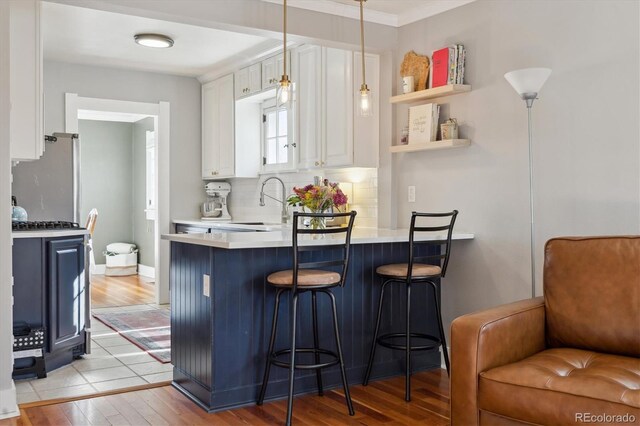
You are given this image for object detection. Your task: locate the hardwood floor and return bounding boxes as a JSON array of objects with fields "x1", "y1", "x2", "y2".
[
  {"x1": 1, "y1": 370, "x2": 450, "y2": 425},
  {"x1": 91, "y1": 275, "x2": 155, "y2": 308}
]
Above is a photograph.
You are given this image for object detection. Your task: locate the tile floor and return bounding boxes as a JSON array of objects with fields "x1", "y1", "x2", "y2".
[{"x1": 15, "y1": 304, "x2": 172, "y2": 404}]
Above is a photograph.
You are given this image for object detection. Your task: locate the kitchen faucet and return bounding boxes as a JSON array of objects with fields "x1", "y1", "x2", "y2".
[{"x1": 259, "y1": 177, "x2": 289, "y2": 224}]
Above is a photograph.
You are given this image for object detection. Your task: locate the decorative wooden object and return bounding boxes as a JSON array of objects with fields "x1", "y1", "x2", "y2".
[{"x1": 400, "y1": 51, "x2": 430, "y2": 91}]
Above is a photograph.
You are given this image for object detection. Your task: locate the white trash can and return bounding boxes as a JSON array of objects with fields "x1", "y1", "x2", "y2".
[{"x1": 104, "y1": 243, "x2": 138, "y2": 276}]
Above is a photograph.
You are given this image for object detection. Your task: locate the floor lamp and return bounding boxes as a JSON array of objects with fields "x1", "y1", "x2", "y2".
[{"x1": 504, "y1": 67, "x2": 552, "y2": 298}]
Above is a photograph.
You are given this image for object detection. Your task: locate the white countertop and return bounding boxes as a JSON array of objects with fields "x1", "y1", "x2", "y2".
[
  {"x1": 12, "y1": 229, "x2": 89, "y2": 239},
  {"x1": 162, "y1": 227, "x2": 474, "y2": 249},
  {"x1": 173, "y1": 219, "x2": 286, "y2": 232}
]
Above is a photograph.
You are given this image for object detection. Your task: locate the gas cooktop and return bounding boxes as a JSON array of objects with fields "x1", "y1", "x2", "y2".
[{"x1": 12, "y1": 221, "x2": 83, "y2": 232}]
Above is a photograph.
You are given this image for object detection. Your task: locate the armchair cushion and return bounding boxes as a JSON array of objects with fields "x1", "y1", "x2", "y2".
[
  {"x1": 479, "y1": 348, "x2": 640, "y2": 424},
  {"x1": 544, "y1": 236, "x2": 640, "y2": 357}
]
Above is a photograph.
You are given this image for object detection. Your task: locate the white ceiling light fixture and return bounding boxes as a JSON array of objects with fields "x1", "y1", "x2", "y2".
[{"x1": 134, "y1": 33, "x2": 174, "y2": 48}]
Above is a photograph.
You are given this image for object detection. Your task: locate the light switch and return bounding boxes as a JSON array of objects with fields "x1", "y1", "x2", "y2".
[
  {"x1": 203, "y1": 274, "x2": 211, "y2": 297},
  {"x1": 408, "y1": 186, "x2": 416, "y2": 203}
]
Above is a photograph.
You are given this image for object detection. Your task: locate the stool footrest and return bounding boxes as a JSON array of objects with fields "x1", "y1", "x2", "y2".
[
  {"x1": 270, "y1": 347, "x2": 340, "y2": 370},
  {"x1": 377, "y1": 332, "x2": 441, "y2": 351}
]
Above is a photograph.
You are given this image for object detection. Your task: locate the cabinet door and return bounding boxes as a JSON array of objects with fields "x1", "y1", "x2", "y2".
[
  {"x1": 324, "y1": 48, "x2": 354, "y2": 168},
  {"x1": 353, "y1": 52, "x2": 380, "y2": 168},
  {"x1": 234, "y1": 67, "x2": 249, "y2": 99},
  {"x1": 9, "y1": 0, "x2": 43, "y2": 161},
  {"x1": 48, "y1": 238, "x2": 86, "y2": 353},
  {"x1": 262, "y1": 52, "x2": 291, "y2": 90},
  {"x1": 202, "y1": 80, "x2": 220, "y2": 178},
  {"x1": 248, "y1": 63, "x2": 262, "y2": 95},
  {"x1": 217, "y1": 74, "x2": 235, "y2": 178},
  {"x1": 296, "y1": 45, "x2": 323, "y2": 169},
  {"x1": 261, "y1": 55, "x2": 278, "y2": 89}
]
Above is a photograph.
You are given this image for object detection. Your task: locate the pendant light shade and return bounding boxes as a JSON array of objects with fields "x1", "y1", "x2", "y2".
[
  {"x1": 359, "y1": 86, "x2": 372, "y2": 117},
  {"x1": 278, "y1": 0, "x2": 291, "y2": 105},
  {"x1": 504, "y1": 68, "x2": 551, "y2": 98},
  {"x1": 355, "y1": 0, "x2": 372, "y2": 117}
]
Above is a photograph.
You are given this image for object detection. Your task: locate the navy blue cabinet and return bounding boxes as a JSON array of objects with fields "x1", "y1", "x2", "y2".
[
  {"x1": 12, "y1": 234, "x2": 88, "y2": 373},
  {"x1": 47, "y1": 238, "x2": 87, "y2": 353}
]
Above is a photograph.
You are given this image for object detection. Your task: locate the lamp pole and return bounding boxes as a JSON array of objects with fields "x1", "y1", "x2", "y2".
[
  {"x1": 524, "y1": 94, "x2": 536, "y2": 298},
  {"x1": 504, "y1": 67, "x2": 551, "y2": 299}
]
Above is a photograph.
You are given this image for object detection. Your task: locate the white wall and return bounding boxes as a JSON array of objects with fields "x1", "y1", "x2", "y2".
[
  {"x1": 44, "y1": 61, "x2": 203, "y2": 221},
  {"x1": 393, "y1": 0, "x2": 640, "y2": 336}
]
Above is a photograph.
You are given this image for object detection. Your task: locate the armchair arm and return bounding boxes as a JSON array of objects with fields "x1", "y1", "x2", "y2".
[{"x1": 450, "y1": 297, "x2": 545, "y2": 426}]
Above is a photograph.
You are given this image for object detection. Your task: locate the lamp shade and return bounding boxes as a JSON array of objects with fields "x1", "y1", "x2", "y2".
[{"x1": 504, "y1": 68, "x2": 551, "y2": 96}]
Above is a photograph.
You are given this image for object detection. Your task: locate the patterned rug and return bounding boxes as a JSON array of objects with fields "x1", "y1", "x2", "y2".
[{"x1": 93, "y1": 309, "x2": 171, "y2": 363}]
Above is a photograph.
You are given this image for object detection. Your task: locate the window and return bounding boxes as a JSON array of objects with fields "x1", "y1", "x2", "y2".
[{"x1": 262, "y1": 98, "x2": 293, "y2": 172}]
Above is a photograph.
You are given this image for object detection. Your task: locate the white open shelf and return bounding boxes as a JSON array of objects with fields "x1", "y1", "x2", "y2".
[
  {"x1": 389, "y1": 139, "x2": 470, "y2": 153},
  {"x1": 390, "y1": 84, "x2": 471, "y2": 104}
]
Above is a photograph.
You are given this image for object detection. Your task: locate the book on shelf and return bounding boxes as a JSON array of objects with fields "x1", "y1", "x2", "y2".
[
  {"x1": 431, "y1": 44, "x2": 466, "y2": 88},
  {"x1": 408, "y1": 103, "x2": 440, "y2": 144}
]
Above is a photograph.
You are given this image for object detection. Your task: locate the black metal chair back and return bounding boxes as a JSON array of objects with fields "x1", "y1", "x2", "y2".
[
  {"x1": 291, "y1": 211, "x2": 357, "y2": 292},
  {"x1": 407, "y1": 210, "x2": 458, "y2": 280}
]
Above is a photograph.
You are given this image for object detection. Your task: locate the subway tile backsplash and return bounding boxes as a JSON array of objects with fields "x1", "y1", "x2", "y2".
[{"x1": 226, "y1": 168, "x2": 378, "y2": 228}]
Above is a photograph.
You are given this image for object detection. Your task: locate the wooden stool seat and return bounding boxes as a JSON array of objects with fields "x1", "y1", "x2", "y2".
[
  {"x1": 268, "y1": 269, "x2": 341, "y2": 287},
  {"x1": 376, "y1": 263, "x2": 441, "y2": 278}
]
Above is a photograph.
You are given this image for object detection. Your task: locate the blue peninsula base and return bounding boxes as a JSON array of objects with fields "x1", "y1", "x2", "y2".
[{"x1": 169, "y1": 240, "x2": 443, "y2": 412}]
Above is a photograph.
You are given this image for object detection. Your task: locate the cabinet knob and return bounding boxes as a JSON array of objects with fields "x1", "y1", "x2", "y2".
[{"x1": 315, "y1": 161, "x2": 320, "y2": 166}]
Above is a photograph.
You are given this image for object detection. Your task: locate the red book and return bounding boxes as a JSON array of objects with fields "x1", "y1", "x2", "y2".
[{"x1": 432, "y1": 47, "x2": 449, "y2": 88}]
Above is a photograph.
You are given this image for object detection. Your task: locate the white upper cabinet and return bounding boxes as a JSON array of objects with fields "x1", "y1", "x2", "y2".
[
  {"x1": 324, "y1": 48, "x2": 354, "y2": 168},
  {"x1": 296, "y1": 45, "x2": 323, "y2": 169},
  {"x1": 10, "y1": 0, "x2": 44, "y2": 162},
  {"x1": 294, "y1": 45, "x2": 379, "y2": 170},
  {"x1": 262, "y1": 51, "x2": 291, "y2": 90},
  {"x1": 203, "y1": 74, "x2": 259, "y2": 179},
  {"x1": 235, "y1": 63, "x2": 261, "y2": 99},
  {"x1": 202, "y1": 74, "x2": 235, "y2": 179}
]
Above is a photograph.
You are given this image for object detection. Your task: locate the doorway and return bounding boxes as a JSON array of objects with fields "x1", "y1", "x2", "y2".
[{"x1": 12, "y1": 97, "x2": 172, "y2": 404}]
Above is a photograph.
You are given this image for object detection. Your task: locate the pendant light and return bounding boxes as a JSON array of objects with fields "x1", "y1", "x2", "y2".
[
  {"x1": 355, "y1": 0, "x2": 371, "y2": 117},
  {"x1": 277, "y1": 0, "x2": 291, "y2": 105}
]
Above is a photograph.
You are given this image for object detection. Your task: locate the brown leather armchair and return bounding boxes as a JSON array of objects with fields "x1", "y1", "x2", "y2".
[{"x1": 451, "y1": 236, "x2": 640, "y2": 425}]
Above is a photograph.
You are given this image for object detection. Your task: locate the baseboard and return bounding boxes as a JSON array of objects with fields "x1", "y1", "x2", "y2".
[
  {"x1": 0, "y1": 382, "x2": 19, "y2": 420},
  {"x1": 138, "y1": 264, "x2": 155, "y2": 279},
  {"x1": 92, "y1": 264, "x2": 106, "y2": 275}
]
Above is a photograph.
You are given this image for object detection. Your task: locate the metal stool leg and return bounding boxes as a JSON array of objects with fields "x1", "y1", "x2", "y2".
[
  {"x1": 405, "y1": 281, "x2": 412, "y2": 402},
  {"x1": 285, "y1": 292, "x2": 299, "y2": 426},
  {"x1": 327, "y1": 291, "x2": 355, "y2": 416},
  {"x1": 257, "y1": 288, "x2": 284, "y2": 405},
  {"x1": 311, "y1": 291, "x2": 324, "y2": 396},
  {"x1": 363, "y1": 279, "x2": 392, "y2": 385},
  {"x1": 429, "y1": 281, "x2": 450, "y2": 375}
]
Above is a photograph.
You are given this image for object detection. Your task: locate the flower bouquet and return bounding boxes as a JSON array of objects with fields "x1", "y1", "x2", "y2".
[{"x1": 287, "y1": 181, "x2": 348, "y2": 229}]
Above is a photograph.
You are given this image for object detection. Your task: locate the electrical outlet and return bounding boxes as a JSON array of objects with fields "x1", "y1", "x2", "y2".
[
  {"x1": 408, "y1": 186, "x2": 416, "y2": 203},
  {"x1": 203, "y1": 274, "x2": 211, "y2": 297}
]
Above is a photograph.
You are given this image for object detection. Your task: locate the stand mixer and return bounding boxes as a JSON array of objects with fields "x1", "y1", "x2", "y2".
[{"x1": 201, "y1": 182, "x2": 232, "y2": 221}]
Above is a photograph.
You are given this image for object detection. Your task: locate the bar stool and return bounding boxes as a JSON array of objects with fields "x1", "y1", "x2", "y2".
[
  {"x1": 257, "y1": 211, "x2": 357, "y2": 426},
  {"x1": 363, "y1": 210, "x2": 458, "y2": 401}
]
